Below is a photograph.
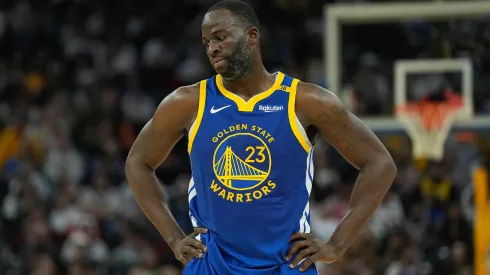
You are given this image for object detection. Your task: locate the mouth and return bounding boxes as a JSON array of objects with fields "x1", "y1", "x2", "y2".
[{"x1": 211, "y1": 57, "x2": 228, "y2": 68}]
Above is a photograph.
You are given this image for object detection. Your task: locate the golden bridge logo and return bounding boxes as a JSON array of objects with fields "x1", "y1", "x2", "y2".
[
  {"x1": 214, "y1": 146, "x2": 268, "y2": 189},
  {"x1": 211, "y1": 131, "x2": 276, "y2": 202}
]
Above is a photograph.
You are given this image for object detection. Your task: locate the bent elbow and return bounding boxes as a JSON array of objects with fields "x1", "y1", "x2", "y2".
[
  {"x1": 381, "y1": 154, "x2": 397, "y2": 181},
  {"x1": 125, "y1": 157, "x2": 135, "y2": 180},
  {"x1": 125, "y1": 155, "x2": 142, "y2": 179},
  {"x1": 125, "y1": 155, "x2": 154, "y2": 179}
]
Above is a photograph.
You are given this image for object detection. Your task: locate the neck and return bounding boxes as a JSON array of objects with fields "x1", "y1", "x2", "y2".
[{"x1": 221, "y1": 57, "x2": 275, "y2": 98}]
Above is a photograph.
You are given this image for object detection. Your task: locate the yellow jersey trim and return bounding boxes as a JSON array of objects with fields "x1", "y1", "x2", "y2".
[
  {"x1": 215, "y1": 72, "x2": 285, "y2": 112},
  {"x1": 288, "y1": 79, "x2": 312, "y2": 152},
  {"x1": 188, "y1": 80, "x2": 207, "y2": 154}
]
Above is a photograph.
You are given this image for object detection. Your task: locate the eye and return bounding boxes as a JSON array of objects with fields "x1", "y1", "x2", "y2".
[{"x1": 217, "y1": 36, "x2": 225, "y2": 41}]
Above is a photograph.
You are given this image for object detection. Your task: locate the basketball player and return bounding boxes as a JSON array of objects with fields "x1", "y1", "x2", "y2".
[{"x1": 125, "y1": 0, "x2": 397, "y2": 274}]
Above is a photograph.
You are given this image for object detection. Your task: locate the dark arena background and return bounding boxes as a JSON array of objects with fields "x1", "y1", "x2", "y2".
[{"x1": 0, "y1": 0, "x2": 489, "y2": 274}]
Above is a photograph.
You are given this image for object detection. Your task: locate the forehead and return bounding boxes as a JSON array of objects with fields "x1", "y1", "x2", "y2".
[{"x1": 201, "y1": 9, "x2": 239, "y2": 34}]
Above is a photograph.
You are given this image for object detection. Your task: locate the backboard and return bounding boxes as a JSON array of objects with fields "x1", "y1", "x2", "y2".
[{"x1": 324, "y1": 0, "x2": 490, "y2": 133}]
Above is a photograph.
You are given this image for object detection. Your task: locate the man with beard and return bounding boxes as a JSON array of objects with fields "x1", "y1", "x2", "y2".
[{"x1": 125, "y1": 1, "x2": 397, "y2": 274}]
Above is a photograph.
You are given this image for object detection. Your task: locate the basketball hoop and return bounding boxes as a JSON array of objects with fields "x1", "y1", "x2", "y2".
[{"x1": 395, "y1": 95, "x2": 465, "y2": 161}]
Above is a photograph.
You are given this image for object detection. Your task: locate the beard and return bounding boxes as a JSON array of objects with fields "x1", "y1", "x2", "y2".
[{"x1": 221, "y1": 36, "x2": 252, "y2": 80}]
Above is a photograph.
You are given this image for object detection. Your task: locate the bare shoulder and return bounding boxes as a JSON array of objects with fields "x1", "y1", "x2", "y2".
[
  {"x1": 294, "y1": 81, "x2": 391, "y2": 169},
  {"x1": 167, "y1": 83, "x2": 200, "y2": 103},
  {"x1": 154, "y1": 82, "x2": 201, "y2": 131},
  {"x1": 127, "y1": 82, "x2": 202, "y2": 168},
  {"x1": 294, "y1": 81, "x2": 346, "y2": 127},
  {"x1": 158, "y1": 83, "x2": 201, "y2": 113}
]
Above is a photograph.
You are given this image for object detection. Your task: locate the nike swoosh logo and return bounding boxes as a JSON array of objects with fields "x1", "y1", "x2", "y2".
[{"x1": 210, "y1": 105, "x2": 231, "y2": 114}]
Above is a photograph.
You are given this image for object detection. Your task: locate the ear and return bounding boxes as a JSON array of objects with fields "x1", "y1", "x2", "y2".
[{"x1": 246, "y1": 27, "x2": 259, "y2": 46}]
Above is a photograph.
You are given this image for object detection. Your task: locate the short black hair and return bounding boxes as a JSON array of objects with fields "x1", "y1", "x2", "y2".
[{"x1": 207, "y1": 0, "x2": 260, "y2": 30}]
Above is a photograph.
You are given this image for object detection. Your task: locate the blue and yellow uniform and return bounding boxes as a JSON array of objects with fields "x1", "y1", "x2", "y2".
[{"x1": 185, "y1": 72, "x2": 318, "y2": 275}]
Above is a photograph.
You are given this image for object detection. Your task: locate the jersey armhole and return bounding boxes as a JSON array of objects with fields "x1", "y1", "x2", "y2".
[
  {"x1": 187, "y1": 80, "x2": 207, "y2": 154},
  {"x1": 288, "y1": 79, "x2": 312, "y2": 153}
]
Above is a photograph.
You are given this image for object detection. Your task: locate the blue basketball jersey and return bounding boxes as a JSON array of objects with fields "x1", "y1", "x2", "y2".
[{"x1": 184, "y1": 72, "x2": 317, "y2": 275}]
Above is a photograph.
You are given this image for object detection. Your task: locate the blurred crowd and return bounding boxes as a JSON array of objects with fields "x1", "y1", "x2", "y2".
[{"x1": 0, "y1": 0, "x2": 488, "y2": 275}]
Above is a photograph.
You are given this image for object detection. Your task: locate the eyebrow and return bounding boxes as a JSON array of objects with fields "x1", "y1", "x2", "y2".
[
  {"x1": 202, "y1": 29, "x2": 228, "y2": 41},
  {"x1": 211, "y1": 29, "x2": 227, "y2": 35}
]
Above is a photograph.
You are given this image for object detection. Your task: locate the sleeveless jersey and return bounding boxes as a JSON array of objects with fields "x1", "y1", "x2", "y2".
[{"x1": 185, "y1": 72, "x2": 317, "y2": 275}]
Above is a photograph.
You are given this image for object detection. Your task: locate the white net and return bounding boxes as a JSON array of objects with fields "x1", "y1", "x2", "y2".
[{"x1": 396, "y1": 103, "x2": 462, "y2": 160}]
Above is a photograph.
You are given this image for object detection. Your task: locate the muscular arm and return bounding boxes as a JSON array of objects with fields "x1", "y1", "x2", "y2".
[
  {"x1": 125, "y1": 85, "x2": 199, "y2": 249},
  {"x1": 296, "y1": 83, "x2": 397, "y2": 256}
]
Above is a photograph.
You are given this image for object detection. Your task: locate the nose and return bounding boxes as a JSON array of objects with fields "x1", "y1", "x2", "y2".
[{"x1": 207, "y1": 41, "x2": 220, "y2": 57}]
